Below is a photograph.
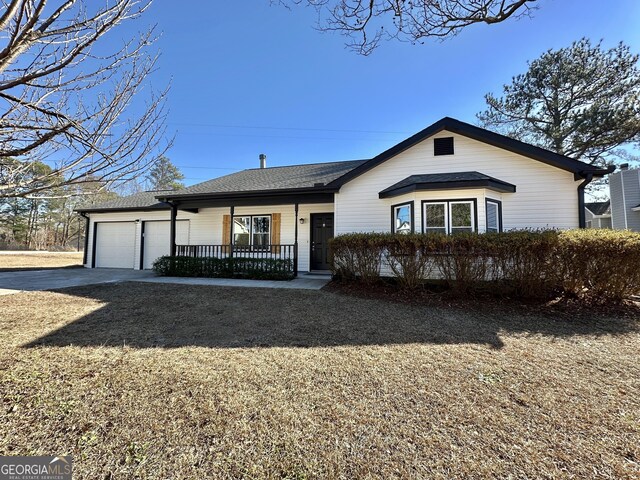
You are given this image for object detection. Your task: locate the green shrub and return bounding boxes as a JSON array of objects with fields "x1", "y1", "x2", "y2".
[
  {"x1": 152, "y1": 256, "x2": 294, "y2": 280},
  {"x1": 329, "y1": 229, "x2": 640, "y2": 303}
]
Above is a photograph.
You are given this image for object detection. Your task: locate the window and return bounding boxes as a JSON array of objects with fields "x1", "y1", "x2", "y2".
[
  {"x1": 434, "y1": 137, "x2": 454, "y2": 156},
  {"x1": 423, "y1": 200, "x2": 476, "y2": 234},
  {"x1": 485, "y1": 199, "x2": 502, "y2": 233},
  {"x1": 424, "y1": 202, "x2": 447, "y2": 234},
  {"x1": 233, "y1": 215, "x2": 270, "y2": 249},
  {"x1": 392, "y1": 202, "x2": 413, "y2": 234},
  {"x1": 450, "y1": 201, "x2": 474, "y2": 234}
]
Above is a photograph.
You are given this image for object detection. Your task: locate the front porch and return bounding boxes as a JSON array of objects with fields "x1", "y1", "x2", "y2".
[
  {"x1": 162, "y1": 195, "x2": 336, "y2": 275},
  {"x1": 175, "y1": 244, "x2": 298, "y2": 277}
]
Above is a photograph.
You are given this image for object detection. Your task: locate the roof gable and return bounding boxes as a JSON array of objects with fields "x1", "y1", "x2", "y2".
[
  {"x1": 585, "y1": 200, "x2": 611, "y2": 216},
  {"x1": 328, "y1": 117, "x2": 614, "y2": 188}
]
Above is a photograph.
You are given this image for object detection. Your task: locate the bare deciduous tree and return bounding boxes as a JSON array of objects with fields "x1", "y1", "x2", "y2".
[
  {"x1": 283, "y1": 0, "x2": 537, "y2": 54},
  {"x1": 0, "y1": 0, "x2": 171, "y2": 199}
]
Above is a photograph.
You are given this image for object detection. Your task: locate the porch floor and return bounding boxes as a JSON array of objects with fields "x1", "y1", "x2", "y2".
[{"x1": 133, "y1": 273, "x2": 330, "y2": 290}]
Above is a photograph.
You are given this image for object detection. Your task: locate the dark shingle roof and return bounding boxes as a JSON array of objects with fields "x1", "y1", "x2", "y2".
[
  {"x1": 77, "y1": 190, "x2": 173, "y2": 212},
  {"x1": 76, "y1": 160, "x2": 366, "y2": 211},
  {"x1": 379, "y1": 171, "x2": 516, "y2": 198},
  {"x1": 162, "y1": 160, "x2": 367, "y2": 198},
  {"x1": 585, "y1": 200, "x2": 611, "y2": 215}
]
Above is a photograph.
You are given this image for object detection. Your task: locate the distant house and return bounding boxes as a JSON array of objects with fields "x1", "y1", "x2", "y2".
[
  {"x1": 585, "y1": 200, "x2": 612, "y2": 229},
  {"x1": 76, "y1": 117, "x2": 612, "y2": 273},
  {"x1": 609, "y1": 164, "x2": 640, "y2": 231}
]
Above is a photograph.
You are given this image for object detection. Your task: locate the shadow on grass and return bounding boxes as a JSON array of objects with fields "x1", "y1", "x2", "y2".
[{"x1": 24, "y1": 282, "x2": 639, "y2": 350}]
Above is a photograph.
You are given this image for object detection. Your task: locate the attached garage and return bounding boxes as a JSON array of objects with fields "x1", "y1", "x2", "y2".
[
  {"x1": 142, "y1": 220, "x2": 190, "y2": 269},
  {"x1": 93, "y1": 222, "x2": 136, "y2": 269}
]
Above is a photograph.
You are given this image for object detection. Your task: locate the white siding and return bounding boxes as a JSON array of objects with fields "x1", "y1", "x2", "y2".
[
  {"x1": 335, "y1": 131, "x2": 581, "y2": 234},
  {"x1": 610, "y1": 169, "x2": 640, "y2": 232},
  {"x1": 585, "y1": 208, "x2": 595, "y2": 228},
  {"x1": 86, "y1": 203, "x2": 334, "y2": 272}
]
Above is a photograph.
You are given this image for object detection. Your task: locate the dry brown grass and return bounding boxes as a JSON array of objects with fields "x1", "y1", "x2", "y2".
[
  {"x1": 0, "y1": 252, "x2": 83, "y2": 271},
  {"x1": 0, "y1": 282, "x2": 638, "y2": 479}
]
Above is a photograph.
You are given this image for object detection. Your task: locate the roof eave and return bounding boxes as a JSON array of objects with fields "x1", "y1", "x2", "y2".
[
  {"x1": 574, "y1": 165, "x2": 616, "y2": 180},
  {"x1": 157, "y1": 186, "x2": 339, "y2": 202},
  {"x1": 74, "y1": 205, "x2": 169, "y2": 214},
  {"x1": 379, "y1": 179, "x2": 516, "y2": 199}
]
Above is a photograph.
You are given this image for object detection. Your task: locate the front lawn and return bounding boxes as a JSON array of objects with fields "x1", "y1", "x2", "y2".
[
  {"x1": 0, "y1": 251, "x2": 83, "y2": 271},
  {"x1": 0, "y1": 283, "x2": 638, "y2": 478}
]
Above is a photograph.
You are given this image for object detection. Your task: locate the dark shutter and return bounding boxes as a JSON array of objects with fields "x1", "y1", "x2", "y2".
[{"x1": 434, "y1": 137, "x2": 454, "y2": 156}]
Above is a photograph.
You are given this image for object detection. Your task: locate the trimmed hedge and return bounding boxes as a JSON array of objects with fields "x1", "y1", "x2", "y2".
[
  {"x1": 330, "y1": 229, "x2": 640, "y2": 303},
  {"x1": 152, "y1": 256, "x2": 295, "y2": 280}
]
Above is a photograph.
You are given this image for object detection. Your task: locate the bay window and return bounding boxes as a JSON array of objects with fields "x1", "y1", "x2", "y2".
[{"x1": 422, "y1": 200, "x2": 476, "y2": 234}]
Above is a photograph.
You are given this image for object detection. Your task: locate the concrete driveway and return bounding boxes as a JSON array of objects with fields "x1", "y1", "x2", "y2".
[
  {"x1": 0, "y1": 268, "x2": 154, "y2": 295},
  {"x1": 0, "y1": 268, "x2": 330, "y2": 295}
]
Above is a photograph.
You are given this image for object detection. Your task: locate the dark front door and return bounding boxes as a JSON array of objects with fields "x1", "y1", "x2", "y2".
[{"x1": 310, "y1": 213, "x2": 334, "y2": 271}]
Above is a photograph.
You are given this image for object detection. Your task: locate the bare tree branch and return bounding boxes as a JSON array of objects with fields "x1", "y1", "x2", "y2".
[
  {"x1": 0, "y1": 0, "x2": 171, "y2": 198},
  {"x1": 281, "y1": 0, "x2": 537, "y2": 54}
]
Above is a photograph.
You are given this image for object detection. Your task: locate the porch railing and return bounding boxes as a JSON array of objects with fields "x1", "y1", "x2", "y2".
[{"x1": 175, "y1": 244, "x2": 298, "y2": 276}]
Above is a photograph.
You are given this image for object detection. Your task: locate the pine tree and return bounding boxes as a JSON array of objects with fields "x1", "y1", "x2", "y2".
[
  {"x1": 478, "y1": 39, "x2": 640, "y2": 167},
  {"x1": 145, "y1": 157, "x2": 185, "y2": 191}
]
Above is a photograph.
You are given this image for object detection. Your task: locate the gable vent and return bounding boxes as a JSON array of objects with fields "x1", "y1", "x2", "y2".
[{"x1": 434, "y1": 137, "x2": 454, "y2": 156}]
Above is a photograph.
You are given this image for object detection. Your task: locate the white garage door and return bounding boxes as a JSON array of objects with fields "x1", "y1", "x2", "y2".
[
  {"x1": 95, "y1": 222, "x2": 136, "y2": 269},
  {"x1": 143, "y1": 220, "x2": 190, "y2": 269}
]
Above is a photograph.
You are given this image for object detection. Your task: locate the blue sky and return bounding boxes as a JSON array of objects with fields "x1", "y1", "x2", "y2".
[{"x1": 124, "y1": 0, "x2": 640, "y2": 185}]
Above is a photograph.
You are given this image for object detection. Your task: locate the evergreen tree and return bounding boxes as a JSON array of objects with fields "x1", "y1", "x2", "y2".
[
  {"x1": 478, "y1": 39, "x2": 640, "y2": 167},
  {"x1": 145, "y1": 157, "x2": 185, "y2": 191}
]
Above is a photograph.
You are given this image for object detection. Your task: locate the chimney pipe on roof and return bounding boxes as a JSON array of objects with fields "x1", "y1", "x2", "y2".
[
  {"x1": 620, "y1": 163, "x2": 629, "y2": 171},
  {"x1": 259, "y1": 153, "x2": 267, "y2": 169}
]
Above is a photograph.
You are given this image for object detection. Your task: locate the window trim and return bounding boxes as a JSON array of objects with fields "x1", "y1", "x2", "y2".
[
  {"x1": 421, "y1": 198, "x2": 478, "y2": 234},
  {"x1": 232, "y1": 214, "x2": 272, "y2": 250},
  {"x1": 423, "y1": 201, "x2": 448, "y2": 235},
  {"x1": 391, "y1": 201, "x2": 414, "y2": 234},
  {"x1": 485, "y1": 198, "x2": 503, "y2": 233}
]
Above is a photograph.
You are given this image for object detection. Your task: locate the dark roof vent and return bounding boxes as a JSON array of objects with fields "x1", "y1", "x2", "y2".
[
  {"x1": 620, "y1": 163, "x2": 629, "y2": 171},
  {"x1": 434, "y1": 137, "x2": 454, "y2": 156},
  {"x1": 313, "y1": 182, "x2": 325, "y2": 187}
]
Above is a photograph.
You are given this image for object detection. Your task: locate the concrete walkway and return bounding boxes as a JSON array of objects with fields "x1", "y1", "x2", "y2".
[{"x1": 0, "y1": 269, "x2": 330, "y2": 295}]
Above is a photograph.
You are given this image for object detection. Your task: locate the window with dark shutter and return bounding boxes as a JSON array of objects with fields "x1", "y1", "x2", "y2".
[{"x1": 434, "y1": 137, "x2": 454, "y2": 156}]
